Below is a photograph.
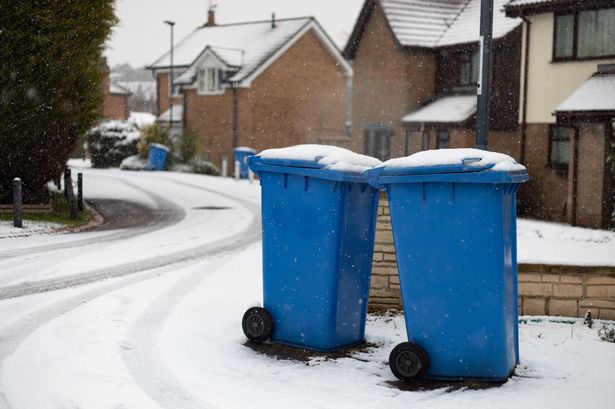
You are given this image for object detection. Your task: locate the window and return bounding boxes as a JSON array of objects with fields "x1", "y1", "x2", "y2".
[
  {"x1": 437, "y1": 129, "x2": 449, "y2": 149},
  {"x1": 460, "y1": 51, "x2": 479, "y2": 85},
  {"x1": 197, "y1": 67, "x2": 224, "y2": 94},
  {"x1": 364, "y1": 125, "x2": 393, "y2": 161},
  {"x1": 554, "y1": 8, "x2": 615, "y2": 60},
  {"x1": 549, "y1": 126, "x2": 573, "y2": 168},
  {"x1": 404, "y1": 130, "x2": 427, "y2": 155}
]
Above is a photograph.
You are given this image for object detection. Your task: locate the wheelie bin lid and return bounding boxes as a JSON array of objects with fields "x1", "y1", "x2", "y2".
[
  {"x1": 364, "y1": 148, "x2": 529, "y2": 187},
  {"x1": 248, "y1": 144, "x2": 382, "y2": 183}
]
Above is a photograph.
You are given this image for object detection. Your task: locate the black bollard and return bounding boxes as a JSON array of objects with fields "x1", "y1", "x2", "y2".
[
  {"x1": 64, "y1": 168, "x2": 71, "y2": 197},
  {"x1": 13, "y1": 178, "x2": 23, "y2": 228},
  {"x1": 77, "y1": 173, "x2": 83, "y2": 211}
]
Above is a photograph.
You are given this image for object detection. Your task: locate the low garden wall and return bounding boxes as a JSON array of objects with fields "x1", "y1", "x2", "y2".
[{"x1": 368, "y1": 193, "x2": 615, "y2": 320}]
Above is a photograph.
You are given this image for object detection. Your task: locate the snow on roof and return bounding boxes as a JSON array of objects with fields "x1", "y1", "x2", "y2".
[
  {"x1": 156, "y1": 104, "x2": 183, "y2": 123},
  {"x1": 148, "y1": 18, "x2": 312, "y2": 83},
  {"x1": 505, "y1": 0, "x2": 555, "y2": 8},
  {"x1": 556, "y1": 74, "x2": 615, "y2": 113},
  {"x1": 129, "y1": 112, "x2": 157, "y2": 128},
  {"x1": 109, "y1": 83, "x2": 132, "y2": 96},
  {"x1": 379, "y1": 0, "x2": 521, "y2": 48},
  {"x1": 379, "y1": 148, "x2": 526, "y2": 172},
  {"x1": 258, "y1": 144, "x2": 382, "y2": 172},
  {"x1": 402, "y1": 95, "x2": 476, "y2": 124}
]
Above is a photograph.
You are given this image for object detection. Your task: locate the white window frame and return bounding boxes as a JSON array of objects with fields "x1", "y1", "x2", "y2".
[{"x1": 197, "y1": 67, "x2": 225, "y2": 96}]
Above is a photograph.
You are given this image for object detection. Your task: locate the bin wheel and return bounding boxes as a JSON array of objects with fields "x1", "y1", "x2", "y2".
[
  {"x1": 389, "y1": 342, "x2": 429, "y2": 382},
  {"x1": 242, "y1": 307, "x2": 273, "y2": 343}
]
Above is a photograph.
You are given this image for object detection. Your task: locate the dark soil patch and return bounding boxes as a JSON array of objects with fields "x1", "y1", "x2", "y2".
[
  {"x1": 243, "y1": 340, "x2": 379, "y2": 364},
  {"x1": 384, "y1": 378, "x2": 506, "y2": 392}
]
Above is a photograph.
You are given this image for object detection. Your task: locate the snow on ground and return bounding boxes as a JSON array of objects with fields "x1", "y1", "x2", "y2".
[
  {"x1": 2, "y1": 242, "x2": 614, "y2": 409},
  {"x1": 1, "y1": 169, "x2": 614, "y2": 409}
]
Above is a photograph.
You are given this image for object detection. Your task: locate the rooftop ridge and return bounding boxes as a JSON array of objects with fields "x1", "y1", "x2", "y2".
[{"x1": 197, "y1": 16, "x2": 314, "y2": 29}]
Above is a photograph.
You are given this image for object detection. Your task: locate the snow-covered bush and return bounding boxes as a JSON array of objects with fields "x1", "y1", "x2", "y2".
[
  {"x1": 190, "y1": 158, "x2": 220, "y2": 176},
  {"x1": 119, "y1": 155, "x2": 147, "y2": 171},
  {"x1": 598, "y1": 324, "x2": 615, "y2": 343},
  {"x1": 86, "y1": 121, "x2": 140, "y2": 168}
]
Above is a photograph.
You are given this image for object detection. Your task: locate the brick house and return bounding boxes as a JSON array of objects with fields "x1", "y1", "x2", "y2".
[
  {"x1": 148, "y1": 13, "x2": 352, "y2": 172},
  {"x1": 505, "y1": 0, "x2": 615, "y2": 229},
  {"x1": 101, "y1": 60, "x2": 131, "y2": 120},
  {"x1": 343, "y1": 0, "x2": 523, "y2": 162}
]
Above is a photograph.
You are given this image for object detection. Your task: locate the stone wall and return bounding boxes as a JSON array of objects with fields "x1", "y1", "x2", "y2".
[{"x1": 368, "y1": 193, "x2": 615, "y2": 319}]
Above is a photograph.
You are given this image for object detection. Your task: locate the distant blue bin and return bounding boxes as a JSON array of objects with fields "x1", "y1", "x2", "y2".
[
  {"x1": 366, "y1": 156, "x2": 528, "y2": 381},
  {"x1": 233, "y1": 147, "x2": 256, "y2": 179},
  {"x1": 146, "y1": 143, "x2": 170, "y2": 171},
  {"x1": 244, "y1": 155, "x2": 380, "y2": 351}
]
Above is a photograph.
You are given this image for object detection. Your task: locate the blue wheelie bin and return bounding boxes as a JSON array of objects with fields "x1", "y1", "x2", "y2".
[
  {"x1": 233, "y1": 147, "x2": 256, "y2": 179},
  {"x1": 146, "y1": 143, "x2": 170, "y2": 171},
  {"x1": 366, "y1": 149, "x2": 528, "y2": 381},
  {"x1": 242, "y1": 146, "x2": 381, "y2": 351}
]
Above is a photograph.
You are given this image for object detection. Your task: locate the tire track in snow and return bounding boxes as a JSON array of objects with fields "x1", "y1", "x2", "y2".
[
  {"x1": 0, "y1": 178, "x2": 259, "y2": 300},
  {"x1": 0, "y1": 175, "x2": 185, "y2": 260},
  {"x1": 121, "y1": 176, "x2": 261, "y2": 409},
  {"x1": 0, "y1": 179, "x2": 260, "y2": 409}
]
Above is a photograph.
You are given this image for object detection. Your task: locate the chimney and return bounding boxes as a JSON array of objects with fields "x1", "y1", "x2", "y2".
[
  {"x1": 207, "y1": 2, "x2": 216, "y2": 26},
  {"x1": 271, "y1": 12, "x2": 276, "y2": 29}
]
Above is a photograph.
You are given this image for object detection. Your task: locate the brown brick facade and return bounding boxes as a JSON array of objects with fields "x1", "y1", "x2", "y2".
[
  {"x1": 349, "y1": 2, "x2": 436, "y2": 158},
  {"x1": 101, "y1": 65, "x2": 130, "y2": 121}
]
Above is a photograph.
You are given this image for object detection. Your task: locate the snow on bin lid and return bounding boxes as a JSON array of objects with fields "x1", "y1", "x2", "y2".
[
  {"x1": 378, "y1": 148, "x2": 526, "y2": 175},
  {"x1": 148, "y1": 143, "x2": 170, "y2": 152},
  {"x1": 234, "y1": 146, "x2": 256, "y2": 153},
  {"x1": 257, "y1": 144, "x2": 382, "y2": 173}
]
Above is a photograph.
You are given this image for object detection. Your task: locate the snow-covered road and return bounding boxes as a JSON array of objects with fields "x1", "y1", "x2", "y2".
[{"x1": 0, "y1": 169, "x2": 614, "y2": 409}]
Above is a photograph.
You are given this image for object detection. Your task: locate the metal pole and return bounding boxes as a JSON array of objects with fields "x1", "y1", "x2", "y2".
[
  {"x1": 13, "y1": 178, "x2": 22, "y2": 228},
  {"x1": 164, "y1": 21, "x2": 175, "y2": 137},
  {"x1": 221, "y1": 155, "x2": 228, "y2": 178},
  {"x1": 234, "y1": 160, "x2": 240, "y2": 180},
  {"x1": 77, "y1": 173, "x2": 83, "y2": 211},
  {"x1": 476, "y1": 0, "x2": 494, "y2": 150}
]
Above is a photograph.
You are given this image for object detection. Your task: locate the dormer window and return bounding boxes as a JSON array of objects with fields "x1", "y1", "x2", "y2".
[{"x1": 197, "y1": 67, "x2": 224, "y2": 95}]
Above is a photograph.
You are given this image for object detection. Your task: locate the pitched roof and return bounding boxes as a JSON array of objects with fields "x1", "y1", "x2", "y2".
[
  {"x1": 109, "y1": 83, "x2": 132, "y2": 96},
  {"x1": 345, "y1": 0, "x2": 521, "y2": 57},
  {"x1": 148, "y1": 17, "x2": 351, "y2": 85},
  {"x1": 157, "y1": 104, "x2": 183, "y2": 123},
  {"x1": 402, "y1": 95, "x2": 476, "y2": 123},
  {"x1": 555, "y1": 73, "x2": 615, "y2": 114}
]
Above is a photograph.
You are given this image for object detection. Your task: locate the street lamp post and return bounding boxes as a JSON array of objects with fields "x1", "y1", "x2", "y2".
[{"x1": 164, "y1": 20, "x2": 175, "y2": 134}]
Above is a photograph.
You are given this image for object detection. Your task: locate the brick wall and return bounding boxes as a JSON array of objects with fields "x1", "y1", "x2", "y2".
[
  {"x1": 368, "y1": 193, "x2": 615, "y2": 319},
  {"x1": 103, "y1": 94, "x2": 129, "y2": 121},
  {"x1": 350, "y1": 1, "x2": 436, "y2": 158}
]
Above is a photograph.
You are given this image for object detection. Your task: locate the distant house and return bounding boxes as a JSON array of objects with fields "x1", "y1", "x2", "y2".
[
  {"x1": 343, "y1": 0, "x2": 522, "y2": 161},
  {"x1": 505, "y1": 0, "x2": 615, "y2": 228},
  {"x1": 148, "y1": 11, "x2": 352, "y2": 172},
  {"x1": 101, "y1": 60, "x2": 132, "y2": 120}
]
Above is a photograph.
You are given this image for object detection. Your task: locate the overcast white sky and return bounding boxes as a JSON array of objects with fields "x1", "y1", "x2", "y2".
[{"x1": 105, "y1": 0, "x2": 365, "y2": 68}]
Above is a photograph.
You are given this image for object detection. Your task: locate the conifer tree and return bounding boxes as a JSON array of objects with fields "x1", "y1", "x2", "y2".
[{"x1": 0, "y1": 0, "x2": 117, "y2": 203}]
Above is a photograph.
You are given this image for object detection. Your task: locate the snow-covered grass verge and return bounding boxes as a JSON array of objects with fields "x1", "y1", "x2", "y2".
[
  {"x1": 0, "y1": 220, "x2": 61, "y2": 239},
  {"x1": 517, "y1": 218, "x2": 615, "y2": 266}
]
